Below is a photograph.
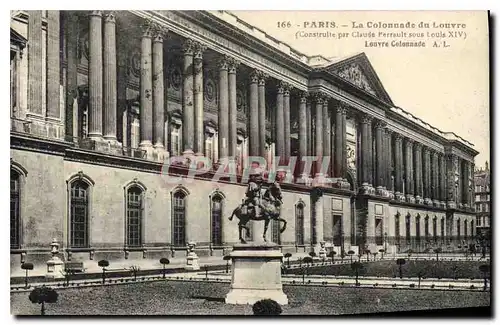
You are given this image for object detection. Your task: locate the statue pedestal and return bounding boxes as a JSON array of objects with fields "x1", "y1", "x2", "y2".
[
  {"x1": 185, "y1": 252, "x2": 200, "y2": 271},
  {"x1": 225, "y1": 242, "x2": 288, "y2": 305},
  {"x1": 46, "y1": 256, "x2": 65, "y2": 279}
]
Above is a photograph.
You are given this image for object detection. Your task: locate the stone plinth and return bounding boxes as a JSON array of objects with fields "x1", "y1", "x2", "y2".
[
  {"x1": 46, "y1": 256, "x2": 64, "y2": 279},
  {"x1": 185, "y1": 252, "x2": 200, "y2": 271},
  {"x1": 225, "y1": 243, "x2": 288, "y2": 305}
]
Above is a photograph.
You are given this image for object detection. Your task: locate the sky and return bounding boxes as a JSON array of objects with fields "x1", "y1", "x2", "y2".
[{"x1": 233, "y1": 11, "x2": 490, "y2": 168}]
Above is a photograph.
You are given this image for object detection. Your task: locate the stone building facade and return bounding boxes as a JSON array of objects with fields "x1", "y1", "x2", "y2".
[
  {"x1": 10, "y1": 10, "x2": 478, "y2": 268},
  {"x1": 474, "y1": 162, "x2": 490, "y2": 238}
]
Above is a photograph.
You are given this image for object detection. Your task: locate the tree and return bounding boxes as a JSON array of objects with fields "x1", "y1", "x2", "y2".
[
  {"x1": 479, "y1": 264, "x2": 490, "y2": 291},
  {"x1": 21, "y1": 262, "x2": 34, "y2": 288},
  {"x1": 347, "y1": 250, "x2": 355, "y2": 263},
  {"x1": 223, "y1": 255, "x2": 231, "y2": 273},
  {"x1": 407, "y1": 249, "x2": 413, "y2": 261},
  {"x1": 364, "y1": 249, "x2": 370, "y2": 262},
  {"x1": 372, "y1": 252, "x2": 378, "y2": 261},
  {"x1": 98, "y1": 260, "x2": 109, "y2": 284},
  {"x1": 129, "y1": 265, "x2": 140, "y2": 281},
  {"x1": 159, "y1": 258, "x2": 170, "y2": 278},
  {"x1": 252, "y1": 299, "x2": 282, "y2": 315},
  {"x1": 379, "y1": 249, "x2": 385, "y2": 260},
  {"x1": 433, "y1": 248, "x2": 442, "y2": 262},
  {"x1": 396, "y1": 258, "x2": 406, "y2": 279},
  {"x1": 340, "y1": 250, "x2": 346, "y2": 262},
  {"x1": 308, "y1": 252, "x2": 316, "y2": 266},
  {"x1": 284, "y1": 252, "x2": 292, "y2": 268},
  {"x1": 327, "y1": 251, "x2": 336, "y2": 264},
  {"x1": 302, "y1": 256, "x2": 313, "y2": 267},
  {"x1": 63, "y1": 268, "x2": 75, "y2": 287},
  {"x1": 29, "y1": 286, "x2": 58, "y2": 316},
  {"x1": 351, "y1": 261, "x2": 362, "y2": 286},
  {"x1": 416, "y1": 268, "x2": 425, "y2": 288}
]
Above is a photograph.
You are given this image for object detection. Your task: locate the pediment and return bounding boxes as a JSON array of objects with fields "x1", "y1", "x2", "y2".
[
  {"x1": 10, "y1": 27, "x2": 27, "y2": 49},
  {"x1": 321, "y1": 53, "x2": 393, "y2": 106}
]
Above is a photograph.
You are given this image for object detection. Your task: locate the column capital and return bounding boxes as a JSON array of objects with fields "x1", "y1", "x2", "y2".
[
  {"x1": 89, "y1": 10, "x2": 102, "y2": 17},
  {"x1": 193, "y1": 42, "x2": 207, "y2": 61},
  {"x1": 359, "y1": 114, "x2": 373, "y2": 124},
  {"x1": 414, "y1": 142, "x2": 422, "y2": 151},
  {"x1": 394, "y1": 132, "x2": 403, "y2": 142},
  {"x1": 151, "y1": 25, "x2": 168, "y2": 43},
  {"x1": 249, "y1": 69, "x2": 261, "y2": 84},
  {"x1": 103, "y1": 11, "x2": 116, "y2": 23},
  {"x1": 141, "y1": 21, "x2": 154, "y2": 39},
  {"x1": 374, "y1": 119, "x2": 387, "y2": 129},
  {"x1": 299, "y1": 91, "x2": 309, "y2": 103},
  {"x1": 227, "y1": 58, "x2": 240, "y2": 74},
  {"x1": 405, "y1": 137, "x2": 413, "y2": 145},
  {"x1": 257, "y1": 72, "x2": 269, "y2": 86},
  {"x1": 312, "y1": 91, "x2": 326, "y2": 104},
  {"x1": 181, "y1": 38, "x2": 196, "y2": 55},
  {"x1": 217, "y1": 55, "x2": 230, "y2": 71},
  {"x1": 336, "y1": 102, "x2": 348, "y2": 115}
]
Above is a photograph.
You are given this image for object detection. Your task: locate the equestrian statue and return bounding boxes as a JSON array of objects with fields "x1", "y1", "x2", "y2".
[{"x1": 229, "y1": 171, "x2": 287, "y2": 244}]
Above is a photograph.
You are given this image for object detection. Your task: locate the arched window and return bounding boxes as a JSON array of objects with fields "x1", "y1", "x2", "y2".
[
  {"x1": 11, "y1": 170, "x2": 20, "y2": 249},
  {"x1": 295, "y1": 202, "x2": 305, "y2": 246},
  {"x1": 471, "y1": 219, "x2": 475, "y2": 237},
  {"x1": 441, "y1": 218, "x2": 445, "y2": 240},
  {"x1": 126, "y1": 186, "x2": 144, "y2": 247},
  {"x1": 464, "y1": 220, "x2": 468, "y2": 240},
  {"x1": 70, "y1": 181, "x2": 89, "y2": 248},
  {"x1": 211, "y1": 195, "x2": 223, "y2": 246},
  {"x1": 457, "y1": 219, "x2": 461, "y2": 241},
  {"x1": 172, "y1": 191, "x2": 186, "y2": 247},
  {"x1": 395, "y1": 213, "x2": 401, "y2": 244}
]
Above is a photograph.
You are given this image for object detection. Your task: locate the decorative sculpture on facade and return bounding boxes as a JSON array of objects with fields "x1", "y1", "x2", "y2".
[
  {"x1": 337, "y1": 63, "x2": 377, "y2": 96},
  {"x1": 229, "y1": 170, "x2": 287, "y2": 244}
]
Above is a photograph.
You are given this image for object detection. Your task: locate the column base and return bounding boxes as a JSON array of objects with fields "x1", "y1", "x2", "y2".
[
  {"x1": 388, "y1": 190, "x2": 395, "y2": 200},
  {"x1": 440, "y1": 201, "x2": 447, "y2": 209},
  {"x1": 312, "y1": 173, "x2": 327, "y2": 187},
  {"x1": 447, "y1": 201, "x2": 457, "y2": 209},
  {"x1": 359, "y1": 183, "x2": 375, "y2": 195},
  {"x1": 375, "y1": 186, "x2": 385, "y2": 196},
  {"x1": 394, "y1": 192, "x2": 405, "y2": 201},
  {"x1": 81, "y1": 137, "x2": 123, "y2": 156},
  {"x1": 424, "y1": 198, "x2": 433, "y2": 206},
  {"x1": 154, "y1": 147, "x2": 168, "y2": 163},
  {"x1": 433, "y1": 199, "x2": 441, "y2": 207},
  {"x1": 415, "y1": 196, "x2": 424, "y2": 204},
  {"x1": 405, "y1": 194, "x2": 415, "y2": 204},
  {"x1": 331, "y1": 178, "x2": 351, "y2": 190},
  {"x1": 182, "y1": 149, "x2": 195, "y2": 157},
  {"x1": 297, "y1": 173, "x2": 313, "y2": 186}
]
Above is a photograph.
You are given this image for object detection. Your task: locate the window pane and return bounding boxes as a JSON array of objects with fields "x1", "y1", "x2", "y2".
[
  {"x1": 173, "y1": 192, "x2": 186, "y2": 247},
  {"x1": 70, "y1": 181, "x2": 89, "y2": 248}
]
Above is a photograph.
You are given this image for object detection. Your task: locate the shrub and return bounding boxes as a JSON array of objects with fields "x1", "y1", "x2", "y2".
[
  {"x1": 409, "y1": 284, "x2": 415, "y2": 288},
  {"x1": 392, "y1": 284, "x2": 397, "y2": 288},
  {"x1": 470, "y1": 285, "x2": 475, "y2": 289},
  {"x1": 252, "y1": 299, "x2": 282, "y2": 316},
  {"x1": 449, "y1": 284, "x2": 454, "y2": 289},
  {"x1": 431, "y1": 284, "x2": 435, "y2": 289}
]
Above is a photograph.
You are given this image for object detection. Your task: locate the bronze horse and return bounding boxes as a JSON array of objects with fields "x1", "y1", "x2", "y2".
[{"x1": 229, "y1": 186, "x2": 287, "y2": 244}]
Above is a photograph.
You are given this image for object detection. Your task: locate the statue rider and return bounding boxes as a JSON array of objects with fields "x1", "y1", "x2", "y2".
[{"x1": 243, "y1": 172, "x2": 264, "y2": 218}]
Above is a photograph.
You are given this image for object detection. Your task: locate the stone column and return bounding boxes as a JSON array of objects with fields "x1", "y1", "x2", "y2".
[
  {"x1": 446, "y1": 154, "x2": 458, "y2": 209},
  {"x1": 367, "y1": 118, "x2": 374, "y2": 188},
  {"x1": 313, "y1": 93, "x2": 324, "y2": 177},
  {"x1": 46, "y1": 11, "x2": 61, "y2": 120},
  {"x1": 27, "y1": 10, "x2": 43, "y2": 116},
  {"x1": 322, "y1": 98, "x2": 331, "y2": 177},
  {"x1": 394, "y1": 133, "x2": 404, "y2": 200},
  {"x1": 374, "y1": 121, "x2": 385, "y2": 195},
  {"x1": 422, "y1": 148, "x2": 432, "y2": 205},
  {"x1": 88, "y1": 11, "x2": 103, "y2": 139},
  {"x1": 284, "y1": 84, "x2": 291, "y2": 161},
  {"x1": 462, "y1": 160, "x2": 470, "y2": 209},
  {"x1": 258, "y1": 73, "x2": 267, "y2": 160},
  {"x1": 431, "y1": 150, "x2": 439, "y2": 206},
  {"x1": 341, "y1": 107, "x2": 348, "y2": 179},
  {"x1": 298, "y1": 91, "x2": 308, "y2": 177},
  {"x1": 249, "y1": 70, "x2": 259, "y2": 157},
  {"x1": 182, "y1": 39, "x2": 195, "y2": 156},
  {"x1": 438, "y1": 153, "x2": 446, "y2": 206},
  {"x1": 103, "y1": 12, "x2": 117, "y2": 141},
  {"x1": 306, "y1": 101, "x2": 313, "y2": 157},
  {"x1": 193, "y1": 43, "x2": 206, "y2": 156},
  {"x1": 217, "y1": 57, "x2": 229, "y2": 161},
  {"x1": 275, "y1": 82, "x2": 286, "y2": 163},
  {"x1": 404, "y1": 138, "x2": 414, "y2": 203},
  {"x1": 386, "y1": 129, "x2": 394, "y2": 198},
  {"x1": 65, "y1": 12, "x2": 78, "y2": 141},
  {"x1": 333, "y1": 104, "x2": 344, "y2": 178},
  {"x1": 139, "y1": 24, "x2": 153, "y2": 149},
  {"x1": 413, "y1": 143, "x2": 423, "y2": 204},
  {"x1": 152, "y1": 28, "x2": 165, "y2": 150},
  {"x1": 359, "y1": 114, "x2": 372, "y2": 191},
  {"x1": 228, "y1": 59, "x2": 239, "y2": 159}
]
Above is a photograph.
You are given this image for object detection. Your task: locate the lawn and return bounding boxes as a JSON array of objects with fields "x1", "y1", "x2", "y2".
[
  {"x1": 11, "y1": 279, "x2": 490, "y2": 315},
  {"x1": 286, "y1": 260, "x2": 490, "y2": 279}
]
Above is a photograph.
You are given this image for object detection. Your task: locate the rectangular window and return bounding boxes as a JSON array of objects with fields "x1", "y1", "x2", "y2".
[
  {"x1": 131, "y1": 116, "x2": 140, "y2": 149},
  {"x1": 333, "y1": 215, "x2": 342, "y2": 246},
  {"x1": 70, "y1": 183, "x2": 89, "y2": 248},
  {"x1": 395, "y1": 214, "x2": 401, "y2": 244},
  {"x1": 173, "y1": 194, "x2": 186, "y2": 247},
  {"x1": 10, "y1": 173, "x2": 20, "y2": 249},
  {"x1": 375, "y1": 218, "x2": 383, "y2": 245},
  {"x1": 211, "y1": 198, "x2": 222, "y2": 246},
  {"x1": 171, "y1": 127, "x2": 181, "y2": 157}
]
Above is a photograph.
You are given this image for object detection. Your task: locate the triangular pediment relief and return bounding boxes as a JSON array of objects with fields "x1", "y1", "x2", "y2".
[{"x1": 321, "y1": 53, "x2": 393, "y2": 105}]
